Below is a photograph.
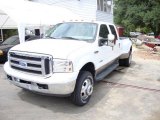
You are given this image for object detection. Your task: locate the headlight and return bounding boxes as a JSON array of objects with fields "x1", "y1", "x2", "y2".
[
  {"x1": 0, "y1": 50, "x2": 3, "y2": 55},
  {"x1": 53, "y1": 59, "x2": 73, "y2": 73}
]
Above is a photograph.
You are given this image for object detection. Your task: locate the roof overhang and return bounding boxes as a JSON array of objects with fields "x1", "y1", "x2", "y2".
[
  {"x1": 0, "y1": 0, "x2": 80, "y2": 43},
  {"x1": 0, "y1": 10, "x2": 17, "y2": 29}
]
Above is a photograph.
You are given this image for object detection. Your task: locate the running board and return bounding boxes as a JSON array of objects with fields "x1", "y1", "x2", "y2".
[{"x1": 95, "y1": 62, "x2": 119, "y2": 81}]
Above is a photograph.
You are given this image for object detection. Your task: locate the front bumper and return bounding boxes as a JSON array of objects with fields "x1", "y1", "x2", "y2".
[{"x1": 4, "y1": 62, "x2": 78, "y2": 95}]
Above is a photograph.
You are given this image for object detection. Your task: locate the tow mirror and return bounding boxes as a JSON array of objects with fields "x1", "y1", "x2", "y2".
[
  {"x1": 108, "y1": 34, "x2": 115, "y2": 41},
  {"x1": 107, "y1": 34, "x2": 115, "y2": 47},
  {"x1": 98, "y1": 34, "x2": 115, "y2": 47}
]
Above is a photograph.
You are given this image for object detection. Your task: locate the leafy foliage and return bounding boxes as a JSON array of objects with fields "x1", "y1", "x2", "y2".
[{"x1": 114, "y1": 0, "x2": 160, "y2": 36}]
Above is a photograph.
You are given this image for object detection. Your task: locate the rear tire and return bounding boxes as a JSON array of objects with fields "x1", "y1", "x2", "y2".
[
  {"x1": 71, "y1": 71, "x2": 94, "y2": 106},
  {"x1": 119, "y1": 50, "x2": 132, "y2": 67}
]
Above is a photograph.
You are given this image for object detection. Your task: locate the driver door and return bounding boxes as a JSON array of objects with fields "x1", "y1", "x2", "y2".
[{"x1": 95, "y1": 24, "x2": 115, "y2": 74}]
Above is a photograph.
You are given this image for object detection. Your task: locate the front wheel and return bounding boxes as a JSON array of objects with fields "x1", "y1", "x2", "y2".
[{"x1": 71, "y1": 71, "x2": 94, "y2": 106}]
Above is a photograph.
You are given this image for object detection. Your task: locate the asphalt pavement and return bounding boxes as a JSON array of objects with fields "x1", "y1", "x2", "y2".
[{"x1": 0, "y1": 54, "x2": 160, "y2": 120}]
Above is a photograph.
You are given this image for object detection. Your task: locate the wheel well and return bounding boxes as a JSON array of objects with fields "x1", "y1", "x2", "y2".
[
  {"x1": 130, "y1": 46, "x2": 132, "y2": 52},
  {"x1": 80, "y1": 62, "x2": 95, "y2": 77}
]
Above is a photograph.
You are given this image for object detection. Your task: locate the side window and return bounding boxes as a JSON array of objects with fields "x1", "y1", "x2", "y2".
[
  {"x1": 109, "y1": 25, "x2": 117, "y2": 40},
  {"x1": 99, "y1": 24, "x2": 109, "y2": 38}
]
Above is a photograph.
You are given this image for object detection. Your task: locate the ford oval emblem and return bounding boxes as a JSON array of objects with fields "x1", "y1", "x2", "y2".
[{"x1": 19, "y1": 61, "x2": 27, "y2": 68}]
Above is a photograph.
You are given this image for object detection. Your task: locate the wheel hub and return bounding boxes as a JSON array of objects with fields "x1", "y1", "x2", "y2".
[
  {"x1": 81, "y1": 78, "x2": 93, "y2": 101},
  {"x1": 86, "y1": 85, "x2": 93, "y2": 96}
]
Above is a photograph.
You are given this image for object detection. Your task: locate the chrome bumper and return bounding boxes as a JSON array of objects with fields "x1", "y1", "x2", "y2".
[{"x1": 4, "y1": 62, "x2": 78, "y2": 95}]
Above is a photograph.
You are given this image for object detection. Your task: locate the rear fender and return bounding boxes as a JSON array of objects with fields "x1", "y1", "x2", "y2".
[{"x1": 120, "y1": 39, "x2": 132, "y2": 59}]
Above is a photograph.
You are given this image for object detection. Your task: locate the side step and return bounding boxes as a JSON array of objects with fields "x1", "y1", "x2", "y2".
[{"x1": 95, "y1": 62, "x2": 119, "y2": 81}]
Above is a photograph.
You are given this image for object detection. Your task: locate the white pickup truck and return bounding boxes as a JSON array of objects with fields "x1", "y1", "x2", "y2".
[{"x1": 4, "y1": 21, "x2": 132, "y2": 106}]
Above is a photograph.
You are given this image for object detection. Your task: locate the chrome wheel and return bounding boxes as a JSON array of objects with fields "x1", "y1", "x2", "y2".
[
  {"x1": 71, "y1": 71, "x2": 94, "y2": 106},
  {"x1": 80, "y1": 77, "x2": 93, "y2": 101}
]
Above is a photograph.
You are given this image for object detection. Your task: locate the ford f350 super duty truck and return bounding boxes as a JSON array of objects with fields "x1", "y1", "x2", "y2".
[{"x1": 4, "y1": 21, "x2": 132, "y2": 106}]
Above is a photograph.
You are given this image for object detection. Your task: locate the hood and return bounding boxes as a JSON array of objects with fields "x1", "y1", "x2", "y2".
[
  {"x1": 10, "y1": 39, "x2": 89, "y2": 59},
  {"x1": 0, "y1": 44, "x2": 14, "y2": 51}
]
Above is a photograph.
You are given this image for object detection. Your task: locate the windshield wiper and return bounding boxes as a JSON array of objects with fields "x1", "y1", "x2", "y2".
[
  {"x1": 45, "y1": 36, "x2": 56, "y2": 39},
  {"x1": 45, "y1": 36, "x2": 88, "y2": 42},
  {"x1": 60, "y1": 36, "x2": 79, "y2": 40},
  {"x1": 61, "y1": 36, "x2": 91, "y2": 42}
]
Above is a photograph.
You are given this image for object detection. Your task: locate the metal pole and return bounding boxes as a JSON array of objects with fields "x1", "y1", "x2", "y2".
[
  {"x1": 18, "y1": 23, "x2": 25, "y2": 43},
  {"x1": 0, "y1": 29, "x2": 3, "y2": 41}
]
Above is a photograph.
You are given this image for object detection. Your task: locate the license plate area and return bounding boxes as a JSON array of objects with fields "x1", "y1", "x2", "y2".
[
  {"x1": 12, "y1": 77, "x2": 37, "y2": 90},
  {"x1": 10, "y1": 76, "x2": 48, "y2": 90}
]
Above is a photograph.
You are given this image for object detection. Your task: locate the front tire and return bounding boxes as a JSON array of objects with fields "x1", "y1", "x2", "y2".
[{"x1": 71, "y1": 71, "x2": 94, "y2": 106}]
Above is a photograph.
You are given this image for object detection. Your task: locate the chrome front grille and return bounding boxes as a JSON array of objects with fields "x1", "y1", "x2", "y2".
[{"x1": 9, "y1": 51, "x2": 53, "y2": 77}]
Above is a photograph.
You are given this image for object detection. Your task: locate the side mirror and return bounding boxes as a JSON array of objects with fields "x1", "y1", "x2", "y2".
[
  {"x1": 98, "y1": 34, "x2": 115, "y2": 47},
  {"x1": 107, "y1": 34, "x2": 115, "y2": 47},
  {"x1": 108, "y1": 34, "x2": 115, "y2": 41}
]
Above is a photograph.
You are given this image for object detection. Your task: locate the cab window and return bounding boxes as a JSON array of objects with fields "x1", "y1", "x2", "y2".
[
  {"x1": 99, "y1": 24, "x2": 109, "y2": 38},
  {"x1": 109, "y1": 25, "x2": 117, "y2": 40}
]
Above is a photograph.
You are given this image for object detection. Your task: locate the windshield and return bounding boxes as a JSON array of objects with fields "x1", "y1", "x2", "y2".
[
  {"x1": 2, "y1": 36, "x2": 19, "y2": 45},
  {"x1": 45, "y1": 22, "x2": 97, "y2": 42}
]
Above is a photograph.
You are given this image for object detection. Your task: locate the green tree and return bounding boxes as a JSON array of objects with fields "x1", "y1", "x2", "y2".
[{"x1": 114, "y1": 0, "x2": 160, "y2": 37}]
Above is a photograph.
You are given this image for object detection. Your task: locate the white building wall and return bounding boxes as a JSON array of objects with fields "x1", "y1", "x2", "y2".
[
  {"x1": 32, "y1": 0, "x2": 96, "y2": 21},
  {"x1": 32, "y1": 0, "x2": 113, "y2": 23},
  {"x1": 96, "y1": 11, "x2": 113, "y2": 23}
]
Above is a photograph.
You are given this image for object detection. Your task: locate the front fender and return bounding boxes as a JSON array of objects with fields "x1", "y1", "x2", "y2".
[
  {"x1": 67, "y1": 49, "x2": 95, "y2": 72},
  {"x1": 74, "y1": 56, "x2": 95, "y2": 72}
]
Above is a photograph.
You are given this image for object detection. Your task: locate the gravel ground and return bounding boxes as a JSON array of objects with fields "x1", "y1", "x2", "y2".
[
  {"x1": 134, "y1": 45, "x2": 160, "y2": 60},
  {"x1": 0, "y1": 47, "x2": 160, "y2": 120}
]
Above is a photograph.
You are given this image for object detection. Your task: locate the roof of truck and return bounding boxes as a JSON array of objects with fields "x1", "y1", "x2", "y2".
[{"x1": 62, "y1": 20, "x2": 115, "y2": 26}]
